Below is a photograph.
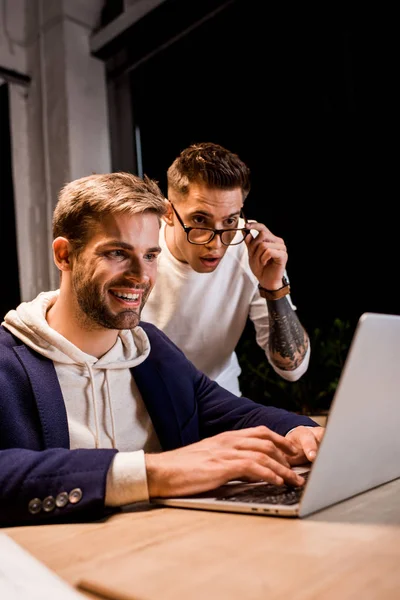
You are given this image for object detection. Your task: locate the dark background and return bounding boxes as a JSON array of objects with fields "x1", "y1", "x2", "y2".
[
  {"x1": 127, "y1": 0, "x2": 398, "y2": 336},
  {"x1": 113, "y1": 0, "x2": 398, "y2": 410}
]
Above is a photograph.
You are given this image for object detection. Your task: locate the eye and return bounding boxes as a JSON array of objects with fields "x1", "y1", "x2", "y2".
[
  {"x1": 107, "y1": 250, "x2": 127, "y2": 260},
  {"x1": 144, "y1": 253, "x2": 159, "y2": 262},
  {"x1": 192, "y1": 215, "x2": 207, "y2": 226},
  {"x1": 224, "y1": 217, "x2": 238, "y2": 228}
]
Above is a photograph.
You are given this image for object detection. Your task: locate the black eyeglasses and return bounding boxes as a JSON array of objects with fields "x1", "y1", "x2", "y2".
[{"x1": 170, "y1": 203, "x2": 250, "y2": 246}]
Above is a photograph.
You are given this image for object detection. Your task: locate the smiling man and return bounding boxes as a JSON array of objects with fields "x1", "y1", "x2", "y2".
[
  {"x1": 0, "y1": 171, "x2": 323, "y2": 527},
  {"x1": 142, "y1": 142, "x2": 310, "y2": 395}
]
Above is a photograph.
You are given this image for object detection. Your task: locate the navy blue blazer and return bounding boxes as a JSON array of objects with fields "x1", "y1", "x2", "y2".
[{"x1": 0, "y1": 322, "x2": 316, "y2": 526}]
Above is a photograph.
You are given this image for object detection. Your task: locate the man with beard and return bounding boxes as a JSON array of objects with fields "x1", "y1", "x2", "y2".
[{"x1": 0, "y1": 172, "x2": 323, "y2": 527}]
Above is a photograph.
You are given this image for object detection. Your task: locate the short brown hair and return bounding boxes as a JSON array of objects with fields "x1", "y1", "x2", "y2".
[
  {"x1": 167, "y1": 142, "x2": 251, "y2": 200},
  {"x1": 53, "y1": 172, "x2": 167, "y2": 252}
]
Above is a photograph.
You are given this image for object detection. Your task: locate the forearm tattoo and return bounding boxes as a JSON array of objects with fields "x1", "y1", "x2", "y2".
[{"x1": 267, "y1": 297, "x2": 309, "y2": 371}]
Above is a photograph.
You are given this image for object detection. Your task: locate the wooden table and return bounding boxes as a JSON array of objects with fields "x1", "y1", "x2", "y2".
[{"x1": 4, "y1": 477, "x2": 400, "y2": 600}]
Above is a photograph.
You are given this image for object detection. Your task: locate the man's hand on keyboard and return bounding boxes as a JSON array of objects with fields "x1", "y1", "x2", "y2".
[
  {"x1": 285, "y1": 426, "x2": 325, "y2": 465},
  {"x1": 145, "y1": 426, "x2": 306, "y2": 498}
]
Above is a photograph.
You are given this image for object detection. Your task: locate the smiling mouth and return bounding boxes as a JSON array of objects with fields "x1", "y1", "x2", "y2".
[{"x1": 110, "y1": 290, "x2": 141, "y2": 302}]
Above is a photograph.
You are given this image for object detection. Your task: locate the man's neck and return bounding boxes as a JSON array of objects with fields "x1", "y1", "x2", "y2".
[{"x1": 46, "y1": 293, "x2": 118, "y2": 359}]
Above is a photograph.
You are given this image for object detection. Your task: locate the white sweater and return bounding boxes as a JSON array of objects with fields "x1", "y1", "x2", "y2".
[{"x1": 142, "y1": 221, "x2": 310, "y2": 395}]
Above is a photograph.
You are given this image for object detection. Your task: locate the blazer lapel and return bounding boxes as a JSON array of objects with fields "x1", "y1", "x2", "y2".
[
  {"x1": 14, "y1": 345, "x2": 70, "y2": 448},
  {"x1": 132, "y1": 361, "x2": 183, "y2": 451}
]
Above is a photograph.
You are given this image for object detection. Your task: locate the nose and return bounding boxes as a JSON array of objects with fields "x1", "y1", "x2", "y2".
[
  {"x1": 205, "y1": 232, "x2": 223, "y2": 249},
  {"x1": 125, "y1": 258, "x2": 150, "y2": 284}
]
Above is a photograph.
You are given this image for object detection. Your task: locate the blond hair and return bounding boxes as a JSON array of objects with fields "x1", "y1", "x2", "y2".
[{"x1": 53, "y1": 172, "x2": 167, "y2": 252}]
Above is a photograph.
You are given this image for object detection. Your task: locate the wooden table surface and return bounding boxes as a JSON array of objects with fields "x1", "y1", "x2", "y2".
[{"x1": 4, "y1": 477, "x2": 400, "y2": 600}]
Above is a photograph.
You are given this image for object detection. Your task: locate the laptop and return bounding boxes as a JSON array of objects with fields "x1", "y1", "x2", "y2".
[{"x1": 153, "y1": 312, "x2": 400, "y2": 518}]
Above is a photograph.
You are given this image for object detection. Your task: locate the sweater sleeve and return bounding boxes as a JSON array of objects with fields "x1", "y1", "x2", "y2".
[{"x1": 105, "y1": 450, "x2": 149, "y2": 506}]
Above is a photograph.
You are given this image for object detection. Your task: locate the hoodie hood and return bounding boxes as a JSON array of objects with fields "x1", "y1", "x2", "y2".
[{"x1": 2, "y1": 290, "x2": 150, "y2": 368}]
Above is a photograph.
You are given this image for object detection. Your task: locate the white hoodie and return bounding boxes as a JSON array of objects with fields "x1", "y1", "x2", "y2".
[{"x1": 3, "y1": 290, "x2": 162, "y2": 506}]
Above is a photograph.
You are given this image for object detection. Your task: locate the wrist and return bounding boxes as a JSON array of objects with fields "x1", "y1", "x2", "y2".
[
  {"x1": 259, "y1": 279, "x2": 283, "y2": 291},
  {"x1": 258, "y1": 278, "x2": 290, "y2": 301},
  {"x1": 144, "y1": 453, "x2": 160, "y2": 498}
]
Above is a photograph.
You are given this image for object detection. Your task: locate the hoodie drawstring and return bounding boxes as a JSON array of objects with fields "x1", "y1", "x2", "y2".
[
  {"x1": 86, "y1": 362, "x2": 101, "y2": 449},
  {"x1": 105, "y1": 371, "x2": 116, "y2": 449},
  {"x1": 85, "y1": 362, "x2": 116, "y2": 449}
]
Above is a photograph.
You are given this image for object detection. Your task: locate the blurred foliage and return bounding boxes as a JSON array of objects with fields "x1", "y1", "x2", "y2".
[{"x1": 238, "y1": 318, "x2": 353, "y2": 415}]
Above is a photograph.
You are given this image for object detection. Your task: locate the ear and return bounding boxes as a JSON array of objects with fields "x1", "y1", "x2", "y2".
[
  {"x1": 163, "y1": 200, "x2": 174, "y2": 226},
  {"x1": 53, "y1": 237, "x2": 73, "y2": 271}
]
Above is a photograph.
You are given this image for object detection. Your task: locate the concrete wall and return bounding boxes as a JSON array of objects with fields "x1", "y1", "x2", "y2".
[
  {"x1": 1, "y1": 0, "x2": 169, "y2": 301},
  {"x1": 1, "y1": 0, "x2": 111, "y2": 299}
]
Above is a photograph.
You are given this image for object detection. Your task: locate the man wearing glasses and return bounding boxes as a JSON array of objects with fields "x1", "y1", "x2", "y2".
[{"x1": 142, "y1": 142, "x2": 310, "y2": 396}]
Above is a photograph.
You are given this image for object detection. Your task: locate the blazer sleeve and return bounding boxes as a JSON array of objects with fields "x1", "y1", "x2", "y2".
[
  {"x1": 140, "y1": 322, "x2": 318, "y2": 441},
  {"x1": 0, "y1": 447, "x2": 119, "y2": 527},
  {"x1": 193, "y1": 368, "x2": 318, "y2": 438}
]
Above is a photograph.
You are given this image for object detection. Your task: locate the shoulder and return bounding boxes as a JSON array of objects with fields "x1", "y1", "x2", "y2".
[
  {"x1": 0, "y1": 325, "x2": 19, "y2": 346},
  {"x1": 0, "y1": 325, "x2": 24, "y2": 358},
  {"x1": 139, "y1": 321, "x2": 186, "y2": 357},
  {"x1": 137, "y1": 321, "x2": 200, "y2": 385},
  {"x1": 0, "y1": 325, "x2": 54, "y2": 374}
]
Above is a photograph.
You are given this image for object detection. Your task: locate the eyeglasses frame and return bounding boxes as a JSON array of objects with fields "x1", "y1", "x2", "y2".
[{"x1": 169, "y1": 202, "x2": 250, "y2": 246}]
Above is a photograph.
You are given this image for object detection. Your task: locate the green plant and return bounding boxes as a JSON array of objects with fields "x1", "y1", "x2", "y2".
[{"x1": 238, "y1": 318, "x2": 353, "y2": 415}]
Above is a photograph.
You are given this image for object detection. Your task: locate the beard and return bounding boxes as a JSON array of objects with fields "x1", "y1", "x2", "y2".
[{"x1": 72, "y1": 267, "x2": 151, "y2": 331}]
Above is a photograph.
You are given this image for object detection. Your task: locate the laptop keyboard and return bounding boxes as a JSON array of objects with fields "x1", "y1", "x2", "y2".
[{"x1": 218, "y1": 471, "x2": 310, "y2": 506}]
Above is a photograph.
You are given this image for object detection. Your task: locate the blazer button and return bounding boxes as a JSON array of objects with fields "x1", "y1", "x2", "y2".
[
  {"x1": 42, "y1": 496, "x2": 56, "y2": 512},
  {"x1": 69, "y1": 488, "x2": 83, "y2": 504},
  {"x1": 28, "y1": 498, "x2": 42, "y2": 515},
  {"x1": 55, "y1": 491, "x2": 69, "y2": 508}
]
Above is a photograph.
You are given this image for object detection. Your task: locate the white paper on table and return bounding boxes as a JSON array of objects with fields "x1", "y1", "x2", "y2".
[{"x1": 0, "y1": 533, "x2": 84, "y2": 599}]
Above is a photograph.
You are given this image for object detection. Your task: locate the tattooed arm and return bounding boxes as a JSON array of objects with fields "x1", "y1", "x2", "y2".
[
  {"x1": 244, "y1": 219, "x2": 310, "y2": 379},
  {"x1": 267, "y1": 296, "x2": 309, "y2": 371}
]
